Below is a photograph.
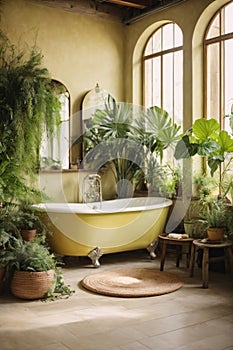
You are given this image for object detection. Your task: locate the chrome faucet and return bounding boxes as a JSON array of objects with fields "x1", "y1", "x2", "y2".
[{"x1": 83, "y1": 174, "x2": 102, "y2": 207}]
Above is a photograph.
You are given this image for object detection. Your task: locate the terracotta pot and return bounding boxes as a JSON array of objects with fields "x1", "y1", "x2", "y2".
[
  {"x1": 11, "y1": 269, "x2": 55, "y2": 300},
  {"x1": 207, "y1": 227, "x2": 225, "y2": 241},
  {"x1": 20, "y1": 229, "x2": 36, "y2": 241}
]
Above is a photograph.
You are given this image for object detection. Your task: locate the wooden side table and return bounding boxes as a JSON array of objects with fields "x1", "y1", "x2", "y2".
[
  {"x1": 158, "y1": 234, "x2": 194, "y2": 271},
  {"x1": 189, "y1": 239, "x2": 233, "y2": 288}
]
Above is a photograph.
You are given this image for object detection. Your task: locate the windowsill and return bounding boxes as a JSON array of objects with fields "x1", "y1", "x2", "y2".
[{"x1": 39, "y1": 168, "x2": 91, "y2": 173}]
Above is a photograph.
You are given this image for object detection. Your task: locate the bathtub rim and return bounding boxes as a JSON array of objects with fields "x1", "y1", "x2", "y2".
[{"x1": 33, "y1": 197, "x2": 173, "y2": 215}]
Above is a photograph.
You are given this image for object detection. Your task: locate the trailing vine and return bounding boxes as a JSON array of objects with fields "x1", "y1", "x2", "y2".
[{"x1": 0, "y1": 31, "x2": 62, "y2": 205}]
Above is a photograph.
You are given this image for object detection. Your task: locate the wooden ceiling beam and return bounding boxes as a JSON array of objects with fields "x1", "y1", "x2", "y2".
[{"x1": 103, "y1": 0, "x2": 149, "y2": 9}]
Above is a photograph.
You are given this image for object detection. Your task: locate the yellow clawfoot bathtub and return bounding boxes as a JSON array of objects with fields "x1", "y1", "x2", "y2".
[{"x1": 36, "y1": 197, "x2": 172, "y2": 267}]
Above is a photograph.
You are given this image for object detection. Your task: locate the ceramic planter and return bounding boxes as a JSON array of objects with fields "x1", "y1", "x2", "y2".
[{"x1": 20, "y1": 229, "x2": 36, "y2": 241}]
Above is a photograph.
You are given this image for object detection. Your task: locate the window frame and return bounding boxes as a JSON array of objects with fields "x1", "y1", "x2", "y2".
[
  {"x1": 204, "y1": 1, "x2": 233, "y2": 129},
  {"x1": 142, "y1": 22, "x2": 183, "y2": 126}
]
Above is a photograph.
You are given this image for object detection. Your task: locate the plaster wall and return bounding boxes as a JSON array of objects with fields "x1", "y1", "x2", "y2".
[{"x1": 0, "y1": 0, "x2": 125, "y2": 112}]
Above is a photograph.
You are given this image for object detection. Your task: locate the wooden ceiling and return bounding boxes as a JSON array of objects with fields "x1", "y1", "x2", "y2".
[{"x1": 30, "y1": 0, "x2": 187, "y2": 24}]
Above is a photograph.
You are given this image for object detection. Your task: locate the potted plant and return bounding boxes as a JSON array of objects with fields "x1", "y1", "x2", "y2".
[
  {"x1": 78, "y1": 99, "x2": 181, "y2": 198},
  {"x1": 12, "y1": 207, "x2": 43, "y2": 241},
  {"x1": 203, "y1": 199, "x2": 227, "y2": 241},
  {"x1": 0, "y1": 238, "x2": 74, "y2": 300}
]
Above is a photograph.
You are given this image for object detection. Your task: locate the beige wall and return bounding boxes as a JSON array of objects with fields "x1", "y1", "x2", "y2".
[{"x1": 0, "y1": 0, "x2": 125, "y2": 112}]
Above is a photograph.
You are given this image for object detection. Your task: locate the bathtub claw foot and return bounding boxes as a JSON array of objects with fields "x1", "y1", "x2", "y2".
[
  {"x1": 147, "y1": 240, "x2": 158, "y2": 259},
  {"x1": 88, "y1": 247, "x2": 103, "y2": 267}
]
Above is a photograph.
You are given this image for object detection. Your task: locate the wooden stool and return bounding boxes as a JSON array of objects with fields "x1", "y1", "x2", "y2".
[
  {"x1": 158, "y1": 234, "x2": 194, "y2": 271},
  {"x1": 189, "y1": 239, "x2": 233, "y2": 288}
]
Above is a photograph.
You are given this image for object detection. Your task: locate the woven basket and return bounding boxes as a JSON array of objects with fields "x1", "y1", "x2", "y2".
[{"x1": 11, "y1": 269, "x2": 55, "y2": 300}]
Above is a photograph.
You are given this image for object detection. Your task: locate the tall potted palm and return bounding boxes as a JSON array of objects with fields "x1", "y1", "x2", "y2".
[{"x1": 79, "y1": 98, "x2": 181, "y2": 198}]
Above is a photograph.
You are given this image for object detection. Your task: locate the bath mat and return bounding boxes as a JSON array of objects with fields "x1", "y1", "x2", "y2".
[{"x1": 81, "y1": 268, "x2": 183, "y2": 298}]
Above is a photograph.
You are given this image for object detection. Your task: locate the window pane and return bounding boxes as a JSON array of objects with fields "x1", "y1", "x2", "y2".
[
  {"x1": 145, "y1": 30, "x2": 161, "y2": 55},
  {"x1": 163, "y1": 52, "x2": 173, "y2": 113},
  {"x1": 174, "y1": 50, "x2": 183, "y2": 129},
  {"x1": 206, "y1": 14, "x2": 220, "y2": 39},
  {"x1": 144, "y1": 57, "x2": 161, "y2": 107},
  {"x1": 224, "y1": 2, "x2": 233, "y2": 35},
  {"x1": 224, "y1": 39, "x2": 233, "y2": 132},
  {"x1": 162, "y1": 24, "x2": 174, "y2": 51},
  {"x1": 206, "y1": 43, "x2": 220, "y2": 119},
  {"x1": 144, "y1": 59, "x2": 153, "y2": 107},
  {"x1": 174, "y1": 25, "x2": 183, "y2": 47},
  {"x1": 152, "y1": 57, "x2": 161, "y2": 107}
]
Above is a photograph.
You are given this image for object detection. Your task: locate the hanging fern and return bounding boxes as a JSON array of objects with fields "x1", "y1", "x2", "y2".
[
  {"x1": 0, "y1": 31, "x2": 61, "y2": 174},
  {"x1": 0, "y1": 31, "x2": 62, "y2": 205}
]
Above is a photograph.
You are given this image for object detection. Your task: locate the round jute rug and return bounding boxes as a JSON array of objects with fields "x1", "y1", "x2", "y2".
[{"x1": 81, "y1": 268, "x2": 183, "y2": 298}]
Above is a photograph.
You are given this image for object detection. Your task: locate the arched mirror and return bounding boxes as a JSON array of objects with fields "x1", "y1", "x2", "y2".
[{"x1": 81, "y1": 84, "x2": 115, "y2": 159}]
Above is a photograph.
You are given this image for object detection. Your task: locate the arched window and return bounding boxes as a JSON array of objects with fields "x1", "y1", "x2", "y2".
[
  {"x1": 143, "y1": 23, "x2": 183, "y2": 128},
  {"x1": 40, "y1": 80, "x2": 70, "y2": 170},
  {"x1": 204, "y1": 1, "x2": 233, "y2": 133}
]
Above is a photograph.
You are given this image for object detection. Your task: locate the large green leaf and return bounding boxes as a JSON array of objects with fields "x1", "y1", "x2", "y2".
[
  {"x1": 217, "y1": 130, "x2": 233, "y2": 153},
  {"x1": 197, "y1": 141, "x2": 220, "y2": 156},
  {"x1": 174, "y1": 135, "x2": 198, "y2": 159},
  {"x1": 192, "y1": 118, "x2": 220, "y2": 141}
]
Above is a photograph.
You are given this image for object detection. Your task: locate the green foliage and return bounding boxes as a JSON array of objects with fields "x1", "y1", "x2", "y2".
[
  {"x1": 203, "y1": 200, "x2": 227, "y2": 228},
  {"x1": 0, "y1": 238, "x2": 75, "y2": 300},
  {"x1": 11, "y1": 206, "x2": 50, "y2": 235},
  {"x1": 175, "y1": 118, "x2": 233, "y2": 177},
  {"x1": 43, "y1": 267, "x2": 75, "y2": 302},
  {"x1": 0, "y1": 206, "x2": 19, "y2": 250},
  {"x1": 79, "y1": 98, "x2": 181, "y2": 197},
  {"x1": 0, "y1": 31, "x2": 61, "y2": 205}
]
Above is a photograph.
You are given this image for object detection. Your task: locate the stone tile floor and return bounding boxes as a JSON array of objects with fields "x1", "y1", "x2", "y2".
[{"x1": 0, "y1": 249, "x2": 233, "y2": 350}]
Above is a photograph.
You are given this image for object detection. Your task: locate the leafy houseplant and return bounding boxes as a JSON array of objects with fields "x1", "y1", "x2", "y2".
[
  {"x1": 174, "y1": 118, "x2": 233, "y2": 199},
  {"x1": 0, "y1": 239, "x2": 74, "y2": 300},
  {"x1": 79, "y1": 98, "x2": 181, "y2": 198},
  {"x1": 203, "y1": 200, "x2": 227, "y2": 241},
  {"x1": 11, "y1": 207, "x2": 43, "y2": 241}
]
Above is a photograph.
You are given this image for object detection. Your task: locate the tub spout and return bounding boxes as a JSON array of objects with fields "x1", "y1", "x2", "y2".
[{"x1": 83, "y1": 174, "x2": 102, "y2": 207}]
